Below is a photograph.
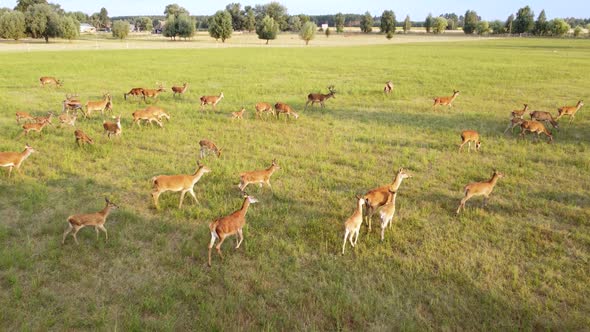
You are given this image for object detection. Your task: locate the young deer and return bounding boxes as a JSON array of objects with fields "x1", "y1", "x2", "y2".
[
  {"x1": 151, "y1": 162, "x2": 211, "y2": 209},
  {"x1": 305, "y1": 86, "x2": 336, "y2": 110},
  {"x1": 132, "y1": 108, "x2": 163, "y2": 128},
  {"x1": 504, "y1": 117, "x2": 525, "y2": 134},
  {"x1": 511, "y1": 104, "x2": 529, "y2": 119},
  {"x1": 342, "y1": 196, "x2": 366, "y2": 254},
  {"x1": 34, "y1": 112, "x2": 54, "y2": 124},
  {"x1": 22, "y1": 118, "x2": 52, "y2": 136},
  {"x1": 384, "y1": 81, "x2": 394, "y2": 94},
  {"x1": 363, "y1": 168, "x2": 412, "y2": 231},
  {"x1": 456, "y1": 170, "x2": 504, "y2": 215},
  {"x1": 62, "y1": 197, "x2": 119, "y2": 245},
  {"x1": 39, "y1": 76, "x2": 62, "y2": 87},
  {"x1": 199, "y1": 139, "x2": 222, "y2": 159},
  {"x1": 0, "y1": 144, "x2": 35, "y2": 177},
  {"x1": 58, "y1": 112, "x2": 77, "y2": 127},
  {"x1": 556, "y1": 100, "x2": 584, "y2": 123},
  {"x1": 232, "y1": 107, "x2": 246, "y2": 120},
  {"x1": 74, "y1": 129, "x2": 94, "y2": 146},
  {"x1": 171, "y1": 83, "x2": 189, "y2": 97},
  {"x1": 459, "y1": 130, "x2": 481, "y2": 152},
  {"x1": 124, "y1": 87, "x2": 144, "y2": 100},
  {"x1": 142, "y1": 83, "x2": 166, "y2": 103},
  {"x1": 200, "y1": 92, "x2": 224, "y2": 110},
  {"x1": 103, "y1": 115, "x2": 122, "y2": 139},
  {"x1": 238, "y1": 159, "x2": 280, "y2": 191},
  {"x1": 15, "y1": 111, "x2": 35, "y2": 124},
  {"x1": 255, "y1": 102, "x2": 274, "y2": 119},
  {"x1": 275, "y1": 102, "x2": 299, "y2": 120},
  {"x1": 85, "y1": 93, "x2": 111, "y2": 118},
  {"x1": 379, "y1": 189, "x2": 397, "y2": 242},
  {"x1": 520, "y1": 120, "x2": 553, "y2": 143},
  {"x1": 208, "y1": 193, "x2": 259, "y2": 267},
  {"x1": 529, "y1": 111, "x2": 559, "y2": 129},
  {"x1": 433, "y1": 90, "x2": 460, "y2": 110},
  {"x1": 149, "y1": 106, "x2": 170, "y2": 122}
]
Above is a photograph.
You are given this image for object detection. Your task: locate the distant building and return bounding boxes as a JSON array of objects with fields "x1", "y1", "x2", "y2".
[
  {"x1": 80, "y1": 23, "x2": 96, "y2": 33},
  {"x1": 321, "y1": 23, "x2": 329, "y2": 31}
]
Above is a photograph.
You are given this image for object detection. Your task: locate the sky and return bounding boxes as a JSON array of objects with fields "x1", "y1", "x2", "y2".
[{"x1": 0, "y1": 0, "x2": 588, "y2": 20}]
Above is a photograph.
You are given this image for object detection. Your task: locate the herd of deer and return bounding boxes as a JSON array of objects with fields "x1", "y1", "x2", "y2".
[{"x1": 1, "y1": 77, "x2": 585, "y2": 264}]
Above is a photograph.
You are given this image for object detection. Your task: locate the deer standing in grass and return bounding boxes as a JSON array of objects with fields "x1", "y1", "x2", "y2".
[
  {"x1": 305, "y1": 86, "x2": 336, "y2": 110},
  {"x1": 504, "y1": 117, "x2": 525, "y2": 134},
  {"x1": 132, "y1": 108, "x2": 163, "y2": 128},
  {"x1": 141, "y1": 106, "x2": 170, "y2": 124},
  {"x1": 22, "y1": 118, "x2": 52, "y2": 136},
  {"x1": 384, "y1": 81, "x2": 394, "y2": 94},
  {"x1": 556, "y1": 100, "x2": 584, "y2": 123},
  {"x1": 232, "y1": 107, "x2": 246, "y2": 120},
  {"x1": 529, "y1": 111, "x2": 559, "y2": 129},
  {"x1": 199, "y1": 139, "x2": 222, "y2": 159},
  {"x1": 275, "y1": 103, "x2": 299, "y2": 120},
  {"x1": 62, "y1": 197, "x2": 119, "y2": 245},
  {"x1": 342, "y1": 196, "x2": 366, "y2": 254},
  {"x1": 255, "y1": 102, "x2": 274, "y2": 119},
  {"x1": 208, "y1": 193, "x2": 258, "y2": 267},
  {"x1": 85, "y1": 93, "x2": 111, "y2": 118},
  {"x1": 520, "y1": 120, "x2": 553, "y2": 143},
  {"x1": 238, "y1": 159, "x2": 280, "y2": 192},
  {"x1": 0, "y1": 144, "x2": 35, "y2": 177},
  {"x1": 171, "y1": 83, "x2": 189, "y2": 97},
  {"x1": 200, "y1": 92, "x2": 224, "y2": 110},
  {"x1": 103, "y1": 115, "x2": 122, "y2": 139},
  {"x1": 63, "y1": 94, "x2": 83, "y2": 114},
  {"x1": 34, "y1": 112, "x2": 54, "y2": 124},
  {"x1": 433, "y1": 90, "x2": 459, "y2": 110},
  {"x1": 378, "y1": 189, "x2": 398, "y2": 242},
  {"x1": 456, "y1": 170, "x2": 504, "y2": 215},
  {"x1": 58, "y1": 112, "x2": 77, "y2": 127},
  {"x1": 39, "y1": 76, "x2": 62, "y2": 87},
  {"x1": 363, "y1": 168, "x2": 412, "y2": 232},
  {"x1": 15, "y1": 111, "x2": 35, "y2": 124},
  {"x1": 124, "y1": 87, "x2": 144, "y2": 100},
  {"x1": 459, "y1": 130, "x2": 481, "y2": 152},
  {"x1": 142, "y1": 84, "x2": 166, "y2": 103},
  {"x1": 151, "y1": 162, "x2": 211, "y2": 209},
  {"x1": 511, "y1": 104, "x2": 529, "y2": 119},
  {"x1": 74, "y1": 129, "x2": 93, "y2": 146}
]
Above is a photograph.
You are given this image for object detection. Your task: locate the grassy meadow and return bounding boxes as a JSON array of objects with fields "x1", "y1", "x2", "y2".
[{"x1": 0, "y1": 38, "x2": 589, "y2": 330}]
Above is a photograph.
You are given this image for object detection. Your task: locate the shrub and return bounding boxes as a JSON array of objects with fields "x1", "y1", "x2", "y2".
[{"x1": 299, "y1": 21, "x2": 316, "y2": 45}]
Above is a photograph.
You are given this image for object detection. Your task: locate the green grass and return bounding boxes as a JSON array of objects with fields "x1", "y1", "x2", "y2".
[{"x1": 0, "y1": 38, "x2": 589, "y2": 330}]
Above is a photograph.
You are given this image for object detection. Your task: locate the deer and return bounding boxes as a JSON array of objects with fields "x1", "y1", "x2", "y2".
[
  {"x1": 433, "y1": 90, "x2": 459, "y2": 110},
  {"x1": 199, "y1": 139, "x2": 222, "y2": 159},
  {"x1": 142, "y1": 84, "x2": 166, "y2": 103},
  {"x1": 15, "y1": 111, "x2": 35, "y2": 124},
  {"x1": 63, "y1": 98, "x2": 83, "y2": 114},
  {"x1": 103, "y1": 115, "x2": 122, "y2": 139},
  {"x1": 62, "y1": 197, "x2": 119, "y2": 245},
  {"x1": 511, "y1": 104, "x2": 529, "y2": 119},
  {"x1": 200, "y1": 92, "x2": 224, "y2": 110},
  {"x1": 520, "y1": 120, "x2": 553, "y2": 143},
  {"x1": 459, "y1": 130, "x2": 481, "y2": 152},
  {"x1": 342, "y1": 196, "x2": 366, "y2": 255},
  {"x1": 456, "y1": 170, "x2": 504, "y2": 215},
  {"x1": 208, "y1": 193, "x2": 259, "y2": 267},
  {"x1": 34, "y1": 112, "x2": 54, "y2": 124},
  {"x1": 275, "y1": 102, "x2": 299, "y2": 120},
  {"x1": 124, "y1": 87, "x2": 144, "y2": 100},
  {"x1": 384, "y1": 81, "x2": 394, "y2": 94},
  {"x1": 84, "y1": 93, "x2": 111, "y2": 118},
  {"x1": 22, "y1": 118, "x2": 52, "y2": 136},
  {"x1": 58, "y1": 112, "x2": 77, "y2": 127},
  {"x1": 141, "y1": 106, "x2": 170, "y2": 123},
  {"x1": 39, "y1": 76, "x2": 62, "y2": 87},
  {"x1": 556, "y1": 100, "x2": 584, "y2": 123},
  {"x1": 363, "y1": 168, "x2": 412, "y2": 232},
  {"x1": 529, "y1": 111, "x2": 559, "y2": 129},
  {"x1": 151, "y1": 162, "x2": 211, "y2": 209},
  {"x1": 0, "y1": 144, "x2": 36, "y2": 177},
  {"x1": 255, "y1": 102, "x2": 275, "y2": 119},
  {"x1": 504, "y1": 117, "x2": 525, "y2": 134},
  {"x1": 305, "y1": 86, "x2": 336, "y2": 110},
  {"x1": 74, "y1": 129, "x2": 94, "y2": 146},
  {"x1": 171, "y1": 83, "x2": 189, "y2": 97},
  {"x1": 238, "y1": 159, "x2": 280, "y2": 192},
  {"x1": 232, "y1": 107, "x2": 246, "y2": 120},
  {"x1": 379, "y1": 189, "x2": 397, "y2": 242},
  {"x1": 132, "y1": 108, "x2": 164, "y2": 128}
]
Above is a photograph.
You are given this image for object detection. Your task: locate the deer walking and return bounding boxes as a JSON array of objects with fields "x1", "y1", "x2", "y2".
[
  {"x1": 379, "y1": 189, "x2": 397, "y2": 242},
  {"x1": 62, "y1": 197, "x2": 119, "y2": 245},
  {"x1": 0, "y1": 144, "x2": 36, "y2": 177},
  {"x1": 15, "y1": 111, "x2": 35, "y2": 124},
  {"x1": 363, "y1": 168, "x2": 412, "y2": 231},
  {"x1": 529, "y1": 111, "x2": 559, "y2": 129},
  {"x1": 504, "y1": 117, "x2": 525, "y2": 134},
  {"x1": 511, "y1": 104, "x2": 529, "y2": 119},
  {"x1": 275, "y1": 103, "x2": 299, "y2": 120},
  {"x1": 556, "y1": 100, "x2": 584, "y2": 123},
  {"x1": 232, "y1": 107, "x2": 246, "y2": 120},
  {"x1": 520, "y1": 120, "x2": 553, "y2": 143},
  {"x1": 342, "y1": 196, "x2": 366, "y2": 254},
  {"x1": 200, "y1": 92, "x2": 224, "y2": 110},
  {"x1": 433, "y1": 90, "x2": 459, "y2": 110},
  {"x1": 305, "y1": 86, "x2": 336, "y2": 110},
  {"x1": 238, "y1": 159, "x2": 280, "y2": 192},
  {"x1": 22, "y1": 119, "x2": 52, "y2": 136},
  {"x1": 151, "y1": 162, "x2": 211, "y2": 209},
  {"x1": 85, "y1": 93, "x2": 111, "y2": 118},
  {"x1": 255, "y1": 102, "x2": 274, "y2": 119},
  {"x1": 124, "y1": 87, "x2": 144, "y2": 101},
  {"x1": 384, "y1": 81, "x2": 394, "y2": 94},
  {"x1": 103, "y1": 115, "x2": 122, "y2": 139},
  {"x1": 456, "y1": 170, "x2": 504, "y2": 215},
  {"x1": 39, "y1": 76, "x2": 62, "y2": 87},
  {"x1": 199, "y1": 139, "x2": 222, "y2": 159},
  {"x1": 74, "y1": 129, "x2": 93, "y2": 146},
  {"x1": 142, "y1": 84, "x2": 166, "y2": 103},
  {"x1": 459, "y1": 130, "x2": 481, "y2": 152},
  {"x1": 171, "y1": 83, "x2": 189, "y2": 97}
]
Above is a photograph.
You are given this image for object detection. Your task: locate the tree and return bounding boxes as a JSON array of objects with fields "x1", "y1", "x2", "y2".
[
  {"x1": 424, "y1": 13, "x2": 433, "y2": 33},
  {"x1": 549, "y1": 19, "x2": 570, "y2": 36},
  {"x1": 360, "y1": 11, "x2": 373, "y2": 33},
  {"x1": 335, "y1": 13, "x2": 344, "y2": 33},
  {"x1": 98, "y1": 7, "x2": 109, "y2": 29},
  {"x1": 432, "y1": 17, "x2": 447, "y2": 34},
  {"x1": 243, "y1": 7, "x2": 256, "y2": 32},
  {"x1": 403, "y1": 15, "x2": 411, "y2": 33},
  {"x1": 0, "y1": 10, "x2": 26, "y2": 40},
  {"x1": 298, "y1": 14, "x2": 309, "y2": 25},
  {"x1": 112, "y1": 20, "x2": 129, "y2": 39},
  {"x1": 135, "y1": 17, "x2": 153, "y2": 32},
  {"x1": 505, "y1": 14, "x2": 514, "y2": 34},
  {"x1": 476, "y1": 21, "x2": 490, "y2": 35},
  {"x1": 68, "y1": 11, "x2": 87, "y2": 24},
  {"x1": 256, "y1": 15, "x2": 278, "y2": 44},
  {"x1": 61, "y1": 15, "x2": 79, "y2": 41},
  {"x1": 163, "y1": 15, "x2": 177, "y2": 39},
  {"x1": 463, "y1": 10, "x2": 479, "y2": 34},
  {"x1": 490, "y1": 20, "x2": 505, "y2": 34},
  {"x1": 226, "y1": 3, "x2": 244, "y2": 31},
  {"x1": 25, "y1": 3, "x2": 62, "y2": 42},
  {"x1": 288, "y1": 15, "x2": 301, "y2": 32},
  {"x1": 380, "y1": 10, "x2": 396, "y2": 35},
  {"x1": 255, "y1": 2, "x2": 288, "y2": 31},
  {"x1": 14, "y1": 0, "x2": 46, "y2": 12},
  {"x1": 514, "y1": 6, "x2": 534, "y2": 34},
  {"x1": 325, "y1": 27, "x2": 331, "y2": 38},
  {"x1": 442, "y1": 13, "x2": 458, "y2": 30},
  {"x1": 208, "y1": 10, "x2": 233, "y2": 42},
  {"x1": 587, "y1": 24, "x2": 590, "y2": 37},
  {"x1": 534, "y1": 10, "x2": 548, "y2": 35},
  {"x1": 164, "y1": 4, "x2": 188, "y2": 17},
  {"x1": 176, "y1": 14, "x2": 195, "y2": 39},
  {"x1": 573, "y1": 25, "x2": 582, "y2": 37},
  {"x1": 299, "y1": 21, "x2": 316, "y2": 45}
]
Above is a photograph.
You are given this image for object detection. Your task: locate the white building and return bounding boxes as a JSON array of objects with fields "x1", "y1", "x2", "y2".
[{"x1": 80, "y1": 23, "x2": 96, "y2": 33}]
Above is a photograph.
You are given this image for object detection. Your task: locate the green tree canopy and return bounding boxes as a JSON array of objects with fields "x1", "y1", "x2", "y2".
[
  {"x1": 432, "y1": 17, "x2": 447, "y2": 34},
  {"x1": 256, "y1": 14, "x2": 278, "y2": 44},
  {"x1": 476, "y1": 20, "x2": 490, "y2": 35},
  {"x1": 380, "y1": 10, "x2": 396, "y2": 34},
  {"x1": 243, "y1": 6, "x2": 256, "y2": 32},
  {"x1": 288, "y1": 15, "x2": 301, "y2": 32},
  {"x1": 226, "y1": 3, "x2": 244, "y2": 31},
  {"x1": 14, "y1": 0, "x2": 47, "y2": 12},
  {"x1": 0, "y1": 10, "x2": 26, "y2": 40},
  {"x1": 111, "y1": 20, "x2": 129, "y2": 39},
  {"x1": 299, "y1": 21, "x2": 316, "y2": 45},
  {"x1": 208, "y1": 10, "x2": 233, "y2": 42},
  {"x1": 425, "y1": 13, "x2": 433, "y2": 33},
  {"x1": 60, "y1": 15, "x2": 79, "y2": 40},
  {"x1": 403, "y1": 15, "x2": 411, "y2": 33},
  {"x1": 360, "y1": 11, "x2": 373, "y2": 33},
  {"x1": 164, "y1": 3, "x2": 189, "y2": 17},
  {"x1": 25, "y1": 3, "x2": 62, "y2": 42},
  {"x1": 514, "y1": 6, "x2": 534, "y2": 33},
  {"x1": 533, "y1": 10, "x2": 548, "y2": 35},
  {"x1": 335, "y1": 12, "x2": 344, "y2": 33},
  {"x1": 255, "y1": 2, "x2": 288, "y2": 31},
  {"x1": 505, "y1": 14, "x2": 514, "y2": 34},
  {"x1": 463, "y1": 10, "x2": 479, "y2": 34},
  {"x1": 549, "y1": 18, "x2": 570, "y2": 36}
]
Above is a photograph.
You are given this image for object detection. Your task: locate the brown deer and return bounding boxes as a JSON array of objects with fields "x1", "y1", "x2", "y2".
[
  {"x1": 208, "y1": 193, "x2": 259, "y2": 267},
  {"x1": 63, "y1": 98, "x2": 83, "y2": 114},
  {"x1": 459, "y1": 130, "x2": 481, "y2": 152},
  {"x1": 456, "y1": 170, "x2": 504, "y2": 215},
  {"x1": 520, "y1": 120, "x2": 553, "y2": 143},
  {"x1": 504, "y1": 117, "x2": 525, "y2": 134},
  {"x1": 305, "y1": 86, "x2": 336, "y2": 110},
  {"x1": 124, "y1": 87, "x2": 144, "y2": 100},
  {"x1": 74, "y1": 129, "x2": 93, "y2": 146},
  {"x1": 232, "y1": 107, "x2": 246, "y2": 120},
  {"x1": 15, "y1": 111, "x2": 35, "y2": 124},
  {"x1": 363, "y1": 168, "x2": 412, "y2": 231},
  {"x1": 255, "y1": 102, "x2": 275, "y2": 119},
  {"x1": 200, "y1": 92, "x2": 224, "y2": 110},
  {"x1": 142, "y1": 84, "x2": 166, "y2": 103},
  {"x1": 22, "y1": 118, "x2": 52, "y2": 136},
  {"x1": 39, "y1": 76, "x2": 62, "y2": 87},
  {"x1": 62, "y1": 197, "x2": 119, "y2": 245},
  {"x1": 556, "y1": 100, "x2": 584, "y2": 123},
  {"x1": 342, "y1": 196, "x2": 366, "y2": 254},
  {"x1": 132, "y1": 108, "x2": 163, "y2": 128},
  {"x1": 384, "y1": 81, "x2": 394, "y2": 94},
  {"x1": 238, "y1": 159, "x2": 280, "y2": 191},
  {"x1": 530, "y1": 111, "x2": 559, "y2": 129},
  {"x1": 151, "y1": 162, "x2": 211, "y2": 209},
  {"x1": 171, "y1": 83, "x2": 189, "y2": 97},
  {"x1": 199, "y1": 139, "x2": 222, "y2": 159},
  {"x1": 85, "y1": 93, "x2": 111, "y2": 118},
  {"x1": 103, "y1": 115, "x2": 122, "y2": 138},
  {"x1": 433, "y1": 90, "x2": 459, "y2": 110},
  {"x1": 0, "y1": 144, "x2": 36, "y2": 177},
  {"x1": 58, "y1": 112, "x2": 77, "y2": 127},
  {"x1": 34, "y1": 112, "x2": 54, "y2": 124},
  {"x1": 378, "y1": 189, "x2": 397, "y2": 242},
  {"x1": 511, "y1": 104, "x2": 529, "y2": 119},
  {"x1": 275, "y1": 102, "x2": 299, "y2": 120}
]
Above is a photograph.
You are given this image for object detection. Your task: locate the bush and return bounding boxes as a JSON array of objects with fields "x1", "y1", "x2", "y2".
[
  {"x1": 0, "y1": 10, "x2": 26, "y2": 40},
  {"x1": 208, "y1": 10, "x2": 232, "y2": 42},
  {"x1": 61, "y1": 16, "x2": 79, "y2": 41},
  {"x1": 325, "y1": 27, "x2": 331, "y2": 38},
  {"x1": 549, "y1": 19, "x2": 570, "y2": 37},
  {"x1": 299, "y1": 21, "x2": 316, "y2": 45},
  {"x1": 335, "y1": 13, "x2": 344, "y2": 33},
  {"x1": 112, "y1": 20, "x2": 130, "y2": 39},
  {"x1": 476, "y1": 21, "x2": 490, "y2": 35},
  {"x1": 432, "y1": 17, "x2": 447, "y2": 34},
  {"x1": 256, "y1": 15, "x2": 278, "y2": 44},
  {"x1": 380, "y1": 10, "x2": 396, "y2": 35},
  {"x1": 463, "y1": 10, "x2": 479, "y2": 34},
  {"x1": 573, "y1": 26, "x2": 582, "y2": 37},
  {"x1": 403, "y1": 15, "x2": 411, "y2": 33},
  {"x1": 360, "y1": 11, "x2": 373, "y2": 33}
]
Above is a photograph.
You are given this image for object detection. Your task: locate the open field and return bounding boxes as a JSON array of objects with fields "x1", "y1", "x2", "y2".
[{"x1": 0, "y1": 38, "x2": 589, "y2": 330}]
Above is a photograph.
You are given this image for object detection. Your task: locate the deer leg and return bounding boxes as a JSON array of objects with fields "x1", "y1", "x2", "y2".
[
  {"x1": 342, "y1": 229, "x2": 350, "y2": 254},
  {"x1": 179, "y1": 191, "x2": 187, "y2": 208},
  {"x1": 189, "y1": 189, "x2": 199, "y2": 205},
  {"x1": 349, "y1": 230, "x2": 356, "y2": 247},
  {"x1": 8, "y1": 166, "x2": 13, "y2": 178},
  {"x1": 208, "y1": 232, "x2": 217, "y2": 267},
  {"x1": 62, "y1": 223, "x2": 73, "y2": 244},
  {"x1": 72, "y1": 227, "x2": 81, "y2": 245},
  {"x1": 95, "y1": 226, "x2": 100, "y2": 240},
  {"x1": 99, "y1": 225, "x2": 108, "y2": 241},
  {"x1": 236, "y1": 229, "x2": 243, "y2": 248},
  {"x1": 459, "y1": 141, "x2": 466, "y2": 152},
  {"x1": 265, "y1": 180, "x2": 272, "y2": 189},
  {"x1": 216, "y1": 237, "x2": 226, "y2": 260},
  {"x1": 152, "y1": 191, "x2": 160, "y2": 209},
  {"x1": 354, "y1": 229, "x2": 360, "y2": 245}
]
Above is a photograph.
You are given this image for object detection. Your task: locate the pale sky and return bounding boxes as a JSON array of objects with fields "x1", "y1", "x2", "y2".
[{"x1": 0, "y1": 0, "x2": 587, "y2": 20}]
